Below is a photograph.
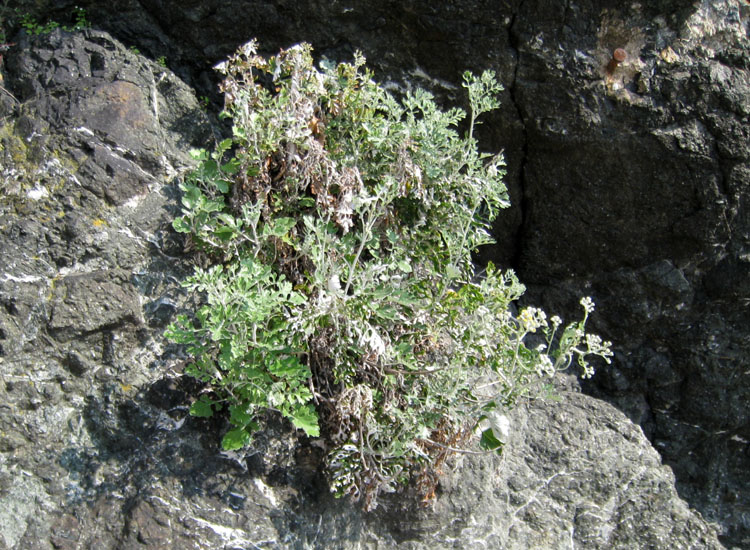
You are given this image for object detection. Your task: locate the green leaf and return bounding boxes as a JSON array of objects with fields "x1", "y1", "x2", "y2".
[
  {"x1": 201, "y1": 159, "x2": 220, "y2": 179},
  {"x1": 214, "y1": 226, "x2": 236, "y2": 242},
  {"x1": 269, "y1": 356, "x2": 307, "y2": 379},
  {"x1": 268, "y1": 389, "x2": 284, "y2": 408},
  {"x1": 222, "y1": 427, "x2": 253, "y2": 450},
  {"x1": 190, "y1": 397, "x2": 214, "y2": 418},
  {"x1": 373, "y1": 304, "x2": 398, "y2": 320},
  {"x1": 218, "y1": 340, "x2": 234, "y2": 365},
  {"x1": 222, "y1": 159, "x2": 241, "y2": 175},
  {"x1": 479, "y1": 427, "x2": 503, "y2": 452},
  {"x1": 396, "y1": 260, "x2": 412, "y2": 273},
  {"x1": 189, "y1": 148, "x2": 208, "y2": 161},
  {"x1": 288, "y1": 291, "x2": 306, "y2": 306},
  {"x1": 446, "y1": 265, "x2": 461, "y2": 279},
  {"x1": 181, "y1": 185, "x2": 202, "y2": 210},
  {"x1": 229, "y1": 404, "x2": 255, "y2": 427},
  {"x1": 214, "y1": 179, "x2": 230, "y2": 194},
  {"x1": 391, "y1": 289, "x2": 419, "y2": 307},
  {"x1": 203, "y1": 199, "x2": 225, "y2": 213},
  {"x1": 172, "y1": 217, "x2": 191, "y2": 233},
  {"x1": 289, "y1": 404, "x2": 320, "y2": 437},
  {"x1": 217, "y1": 138, "x2": 234, "y2": 155},
  {"x1": 264, "y1": 217, "x2": 296, "y2": 238}
]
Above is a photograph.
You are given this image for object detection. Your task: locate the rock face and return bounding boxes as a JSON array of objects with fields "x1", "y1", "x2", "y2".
[
  {"x1": 0, "y1": 0, "x2": 748, "y2": 547},
  {"x1": 79, "y1": 1, "x2": 748, "y2": 546},
  {"x1": 505, "y1": 5, "x2": 750, "y2": 549},
  {"x1": 0, "y1": 27, "x2": 728, "y2": 535},
  {"x1": 60, "y1": 0, "x2": 746, "y2": 545}
]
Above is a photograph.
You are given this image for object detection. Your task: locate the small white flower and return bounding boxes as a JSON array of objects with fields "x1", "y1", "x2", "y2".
[
  {"x1": 580, "y1": 363, "x2": 595, "y2": 379},
  {"x1": 551, "y1": 315, "x2": 562, "y2": 327},
  {"x1": 536, "y1": 354, "x2": 555, "y2": 377},
  {"x1": 498, "y1": 310, "x2": 513, "y2": 324},
  {"x1": 580, "y1": 296, "x2": 595, "y2": 313},
  {"x1": 316, "y1": 291, "x2": 333, "y2": 311},
  {"x1": 585, "y1": 333, "x2": 602, "y2": 348},
  {"x1": 335, "y1": 191, "x2": 355, "y2": 233}
]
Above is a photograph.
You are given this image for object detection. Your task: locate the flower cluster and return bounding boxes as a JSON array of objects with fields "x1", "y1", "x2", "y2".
[
  {"x1": 580, "y1": 296, "x2": 595, "y2": 313},
  {"x1": 518, "y1": 307, "x2": 547, "y2": 333}
]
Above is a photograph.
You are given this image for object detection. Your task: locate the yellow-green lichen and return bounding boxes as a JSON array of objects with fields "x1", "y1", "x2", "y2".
[{"x1": 0, "y1": 120, "x2": 81, "y2": 213}]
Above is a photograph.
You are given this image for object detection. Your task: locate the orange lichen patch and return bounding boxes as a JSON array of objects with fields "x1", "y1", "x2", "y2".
[
  {"x1": 92, "y1": 81, "x2": 149, "y2": 128},
  {"x1": 84, "y1": 80, "x2": 153, "y2": 153},
  {"x1": 92, "y1": 218, "x2": 108, "y2": 227}
]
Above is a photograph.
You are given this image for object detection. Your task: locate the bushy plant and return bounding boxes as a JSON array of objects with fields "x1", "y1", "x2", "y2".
[{"x1": 166, "y1": 40, "x2": 612, "y2": 510}]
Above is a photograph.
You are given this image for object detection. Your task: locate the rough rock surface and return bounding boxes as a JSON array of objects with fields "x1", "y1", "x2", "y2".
[
  {"x1": 44, "y1": 0, "x2": 748, "y2": 546},
  {"x1": 0, "y1": 28, "x2": 730, "y2": 550},
  {"x1": 506, "y1": 5, "x2": 750, "y2": 549}
]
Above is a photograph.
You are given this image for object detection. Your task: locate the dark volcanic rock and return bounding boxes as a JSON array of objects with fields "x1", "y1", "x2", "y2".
[
  {"x1": 4, "y1": 28, "x2": 212, "y2": 207},
  {"x1": 512, "y1": 1, "x2": 748, "y2": 282},
  {"x1": 47, "y1": 269, "x2": 142, "y2": 339},
  {"x1": 0, "y1": 30, "x2": 212, "y2": 547},
  {"x1": 497, "y1": 4, "x2": 749, "y2": 546}
]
